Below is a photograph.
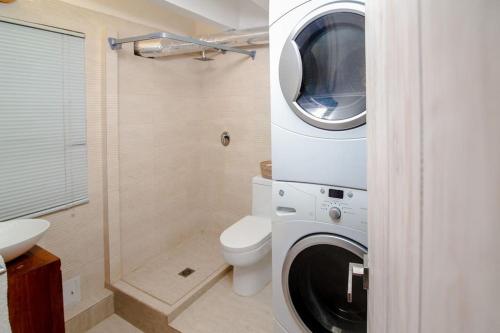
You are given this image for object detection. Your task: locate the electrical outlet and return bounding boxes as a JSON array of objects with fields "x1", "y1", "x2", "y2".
[{"x1": 63, "y1": 275, "x2": 81, "y2": 307}]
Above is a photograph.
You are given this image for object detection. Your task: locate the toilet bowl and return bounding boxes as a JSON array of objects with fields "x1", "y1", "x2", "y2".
[
  {"x1": 220, "y1": 176, "x2": 272, "y2": 296},
  {"x1": 221, "y1": 215, "x2": 271, "y2": 296}
]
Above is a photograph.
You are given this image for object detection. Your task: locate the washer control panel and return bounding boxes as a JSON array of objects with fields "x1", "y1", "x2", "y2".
[
  {"x1": 317, "y1": 186, "x2": 367, "y2": 232},
  {"x1": 273, "y1": 181, "x2": 368, "y2": 234}
]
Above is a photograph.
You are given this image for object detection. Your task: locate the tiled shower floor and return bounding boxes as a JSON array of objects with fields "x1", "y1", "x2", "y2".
[{"x1": 122, "y1": 231, "x2": 227, "y2": 306}]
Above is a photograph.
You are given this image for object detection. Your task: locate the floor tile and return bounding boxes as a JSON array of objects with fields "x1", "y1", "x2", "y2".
[
  {"x1": 86, "y1": 314, "x2": 142, "y2": 333},
  {"x1": 171, "y1": 272, "x2": 273, "y2": 333}
]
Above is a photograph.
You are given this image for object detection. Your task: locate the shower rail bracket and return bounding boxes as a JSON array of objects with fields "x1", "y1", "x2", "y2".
[
  {"x1": 107, "y1": 32, "x2": 256, "y2": 59},
  {"x1": 108, "y1": 37, "x2": 122, "y2": 50}
]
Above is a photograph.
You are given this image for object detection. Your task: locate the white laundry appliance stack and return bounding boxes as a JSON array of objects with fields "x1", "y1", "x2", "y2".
[{"x1": 269, "y1": 1, "x2": 369, "y2": 332}]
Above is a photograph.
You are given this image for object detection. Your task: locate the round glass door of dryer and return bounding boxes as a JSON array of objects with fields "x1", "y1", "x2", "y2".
[
  {"x1": 279, "y1": 5, "x2": 366, "y2": 131},
  {"x1": 282, "y1": 234, "x2": 367, "y2": 333}
]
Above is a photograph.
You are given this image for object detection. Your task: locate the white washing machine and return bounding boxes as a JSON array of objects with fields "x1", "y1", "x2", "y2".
[
  {"x1": 270, "y1": 0, "x2": 367, "y2": 189},
  {"x1": 272, "y1": 180, "x2": 368, "y2": 332}
]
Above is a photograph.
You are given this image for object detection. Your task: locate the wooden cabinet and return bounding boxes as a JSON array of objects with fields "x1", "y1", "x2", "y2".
[{"x1": 7, "y1": 246, "x2": 65, "y2": 333}]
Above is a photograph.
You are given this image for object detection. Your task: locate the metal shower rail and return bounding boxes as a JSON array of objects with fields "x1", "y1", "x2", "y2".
[{"x1": 108, "y1": 31, "x2": 257, "y2": 59}]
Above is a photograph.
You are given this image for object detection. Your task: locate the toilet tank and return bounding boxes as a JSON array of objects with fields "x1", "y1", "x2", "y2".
[{"x1": 252, "y1": 176, "x2": 272, "y2": 217}]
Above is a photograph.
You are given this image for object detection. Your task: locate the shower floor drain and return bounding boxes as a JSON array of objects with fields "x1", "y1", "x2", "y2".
[{"x1": 178, "y1": 268, "x2": 195, "y2": 278}]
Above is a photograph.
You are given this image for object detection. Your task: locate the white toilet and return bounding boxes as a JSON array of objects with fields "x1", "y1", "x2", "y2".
[{"x1": 220, "y1": 176, "x2": 272, "y2": 296}]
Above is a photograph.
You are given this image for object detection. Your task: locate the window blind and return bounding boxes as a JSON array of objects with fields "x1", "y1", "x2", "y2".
[{"x1": 0, "y1": 20, "x2": 88, "y2": 222}]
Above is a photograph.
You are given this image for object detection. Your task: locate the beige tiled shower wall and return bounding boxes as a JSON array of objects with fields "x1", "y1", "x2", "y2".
[
  {"x1": 198, "y1": 47, "x2": 271, "y2": 233},
  {"x1": 118, "y1": 48, "x2": 204, "y2": 275},
  {"x1": 118, "y1": 46, "x2": 271, "y2": 275},
  {"x1": 0, "y1": 0, "x2": 197, "y2": 323}
]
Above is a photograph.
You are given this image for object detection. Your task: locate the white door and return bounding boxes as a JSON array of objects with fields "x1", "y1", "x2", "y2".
[{"x1": 366, "y1": 0, "x2": 500, "y2": 332}]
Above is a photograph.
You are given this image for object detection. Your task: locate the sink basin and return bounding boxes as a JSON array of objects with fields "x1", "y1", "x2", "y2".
[{"x1": 0, "y1": 219, "x2": 50, "y2": 262}]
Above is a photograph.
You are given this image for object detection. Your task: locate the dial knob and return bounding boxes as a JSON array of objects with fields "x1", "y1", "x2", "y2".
[{"x1": 329, "y1": 207, "x2": 342, "y2": 221}]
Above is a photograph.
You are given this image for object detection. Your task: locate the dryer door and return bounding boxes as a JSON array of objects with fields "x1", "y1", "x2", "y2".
[
  {"x1": 283, "y1": 234, "x2": 367, "y2": 333},
  {"x1": 279, "y1": 2, "x2": 366, "y2": 131}
]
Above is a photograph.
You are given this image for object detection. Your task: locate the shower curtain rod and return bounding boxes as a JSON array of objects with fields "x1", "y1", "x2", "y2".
[{"x1": 108, "y1": 31, "x2": 257, "y2": 59}]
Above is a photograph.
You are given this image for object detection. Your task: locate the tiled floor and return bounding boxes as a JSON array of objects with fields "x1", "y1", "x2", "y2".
[
  {"x1": 170, "y1": 272, "x2": 273, "y2": 333},
  {"x1": 89, "y1": 232, "x2": 271, "y2": 333},
  {"x1": 87, "y1": 272, "x2": 272, "y2": 333},
  {"x1": 86, "y1": 314, "x2": 142, "y2": 333},
  {"x1": 122, "y1": 231, "x2": 226, "y2": 306}
]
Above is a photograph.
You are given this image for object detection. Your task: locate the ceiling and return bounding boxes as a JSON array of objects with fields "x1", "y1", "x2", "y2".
[
  {"x1": 152, "y1": 0, "x2": 269, "y2": 29},
  {"x1": 61, "y1": 0, "x2": 269, "y2": 33}
]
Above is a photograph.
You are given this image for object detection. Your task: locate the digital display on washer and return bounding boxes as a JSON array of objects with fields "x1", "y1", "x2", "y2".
[{"x1": 329, "y1": 189, "x2": 344, "y2": 199}]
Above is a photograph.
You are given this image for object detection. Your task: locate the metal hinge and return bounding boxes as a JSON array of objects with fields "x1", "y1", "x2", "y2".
[{"x1": 347, "y1": 254, "x2": 369, "y2": 303}]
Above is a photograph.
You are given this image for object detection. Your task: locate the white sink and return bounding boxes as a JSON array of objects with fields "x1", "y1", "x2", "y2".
[{"x1": 0, "y1": 219, "x2": 50, "y2": 262}]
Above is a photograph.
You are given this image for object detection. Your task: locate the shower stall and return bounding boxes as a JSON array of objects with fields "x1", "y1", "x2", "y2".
[{"x1": 104, "y1": 27, "x2": 270, "y2": 327}]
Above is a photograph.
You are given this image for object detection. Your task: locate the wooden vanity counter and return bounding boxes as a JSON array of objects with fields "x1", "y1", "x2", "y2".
[{"x1": 7, "y1": 246, "x2": 65, "y2": 333}]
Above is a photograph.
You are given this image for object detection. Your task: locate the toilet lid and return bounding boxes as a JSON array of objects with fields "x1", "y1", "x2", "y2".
[{"x1": 220, "y1": 216, "x2": 271, "y2": 253}]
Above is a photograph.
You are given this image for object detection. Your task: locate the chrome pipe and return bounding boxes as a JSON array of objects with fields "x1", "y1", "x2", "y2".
[{"x1": 133, "y1": 27, "x2": 269, "y2": 58}]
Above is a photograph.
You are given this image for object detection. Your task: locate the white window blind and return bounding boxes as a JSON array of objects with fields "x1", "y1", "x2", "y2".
[{"x1": 0, "y1": 20, "x2": 88, "y2": 222}]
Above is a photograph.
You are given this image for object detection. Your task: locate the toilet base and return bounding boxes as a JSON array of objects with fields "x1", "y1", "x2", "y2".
[{"x1": 232, "y1": 251, "x2": 271, "y2": 296}]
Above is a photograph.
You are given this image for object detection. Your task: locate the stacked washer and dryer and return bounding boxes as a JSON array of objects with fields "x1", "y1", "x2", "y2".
[{"x1": 270, "y1": 1, "x2": 368, "y2": 332}]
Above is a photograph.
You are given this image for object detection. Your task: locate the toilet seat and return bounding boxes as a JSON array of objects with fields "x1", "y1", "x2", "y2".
[{"x1": 220, "y1": 216, "x2": 271, "y2": 253}]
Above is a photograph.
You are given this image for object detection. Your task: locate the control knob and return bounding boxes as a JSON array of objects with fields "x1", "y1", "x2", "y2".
[{"x1": 329, "y1": 207, "x2": 342, "y2": 221}]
